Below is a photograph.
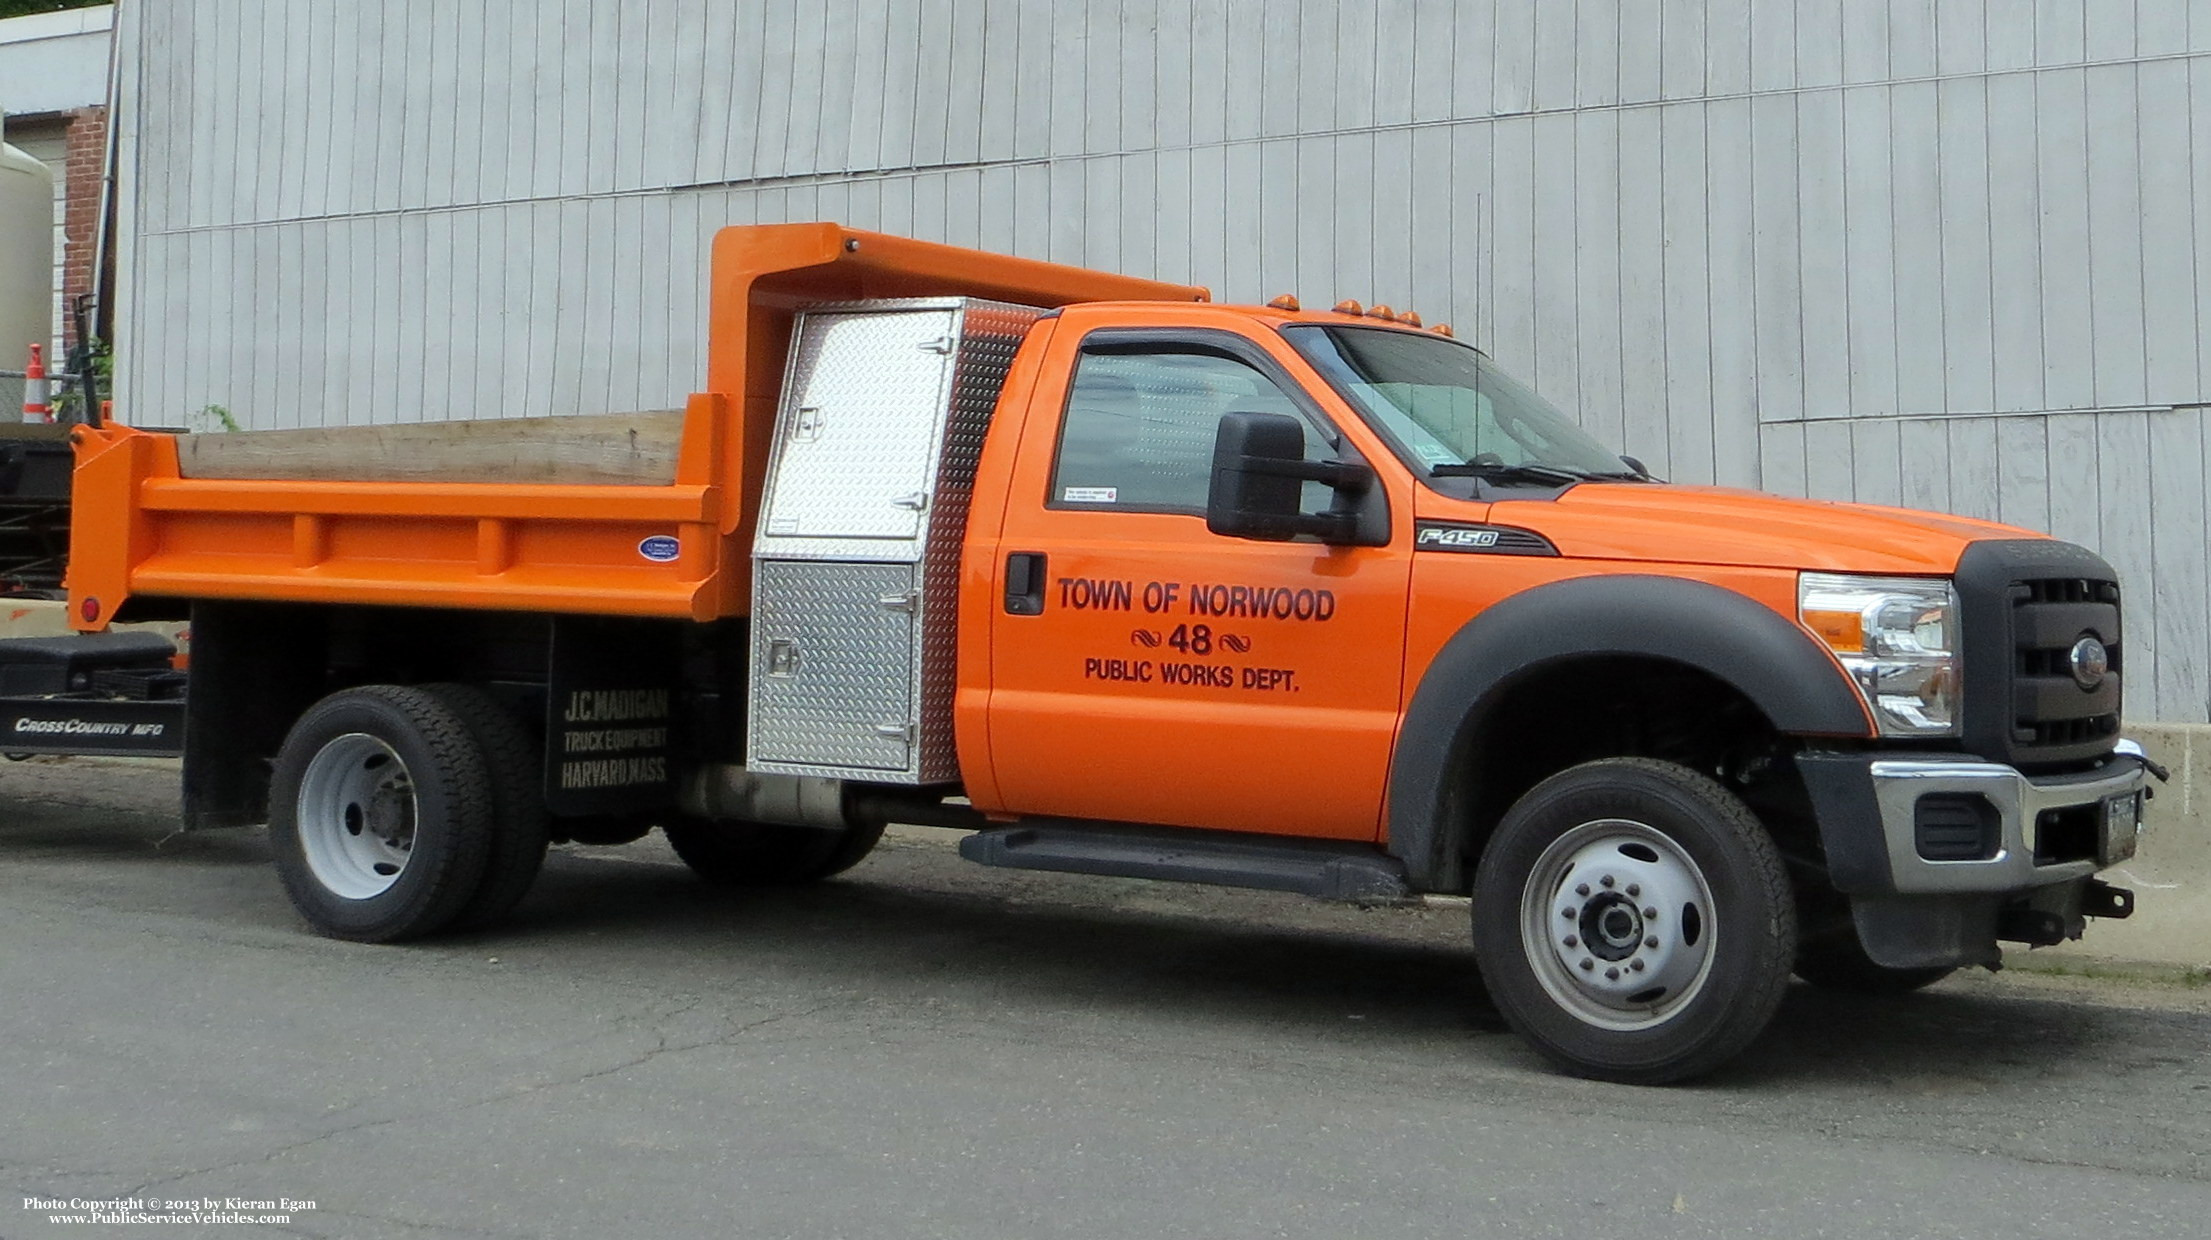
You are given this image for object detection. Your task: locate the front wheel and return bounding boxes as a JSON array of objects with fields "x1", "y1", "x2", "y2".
[{"x1": 1471, "y1": 758, "x2": 1797, "y2": 1084}]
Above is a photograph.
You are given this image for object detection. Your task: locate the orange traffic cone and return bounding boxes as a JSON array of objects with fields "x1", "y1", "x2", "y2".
[{"x1": 21, "y1": 343, "x2": 50, "y2": 424}]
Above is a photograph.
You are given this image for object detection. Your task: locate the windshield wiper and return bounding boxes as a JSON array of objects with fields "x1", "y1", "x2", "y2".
[{"x1": 1429, "y1": 460, "x2": 1645, "y2": 485}]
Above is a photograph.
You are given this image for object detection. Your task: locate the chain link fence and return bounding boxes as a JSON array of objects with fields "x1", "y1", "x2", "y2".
[{"x1": 0, "y1": 368, "x2": 97, "y2": 425}]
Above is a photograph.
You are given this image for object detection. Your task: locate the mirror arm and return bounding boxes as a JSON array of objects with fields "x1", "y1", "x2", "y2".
[
  {"x1": 1312, "y1": 511, "x2": 1362, "y2": 542},
  {"x1": 1231, "y1": 454, "x2": 1374, "y2": 495}
]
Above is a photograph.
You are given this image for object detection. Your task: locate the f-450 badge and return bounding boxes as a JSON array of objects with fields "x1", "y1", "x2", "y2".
[
  {"x1": 1417, "y1": 525, "x2": 1500, "y2": 549},
  {"x1": 1412, "y1": 521, "x2": 1559, "y2": 556}
]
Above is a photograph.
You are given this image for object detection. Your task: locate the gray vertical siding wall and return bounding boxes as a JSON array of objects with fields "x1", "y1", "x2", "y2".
[{"x1": 113, "y1": 0, "x2": 2211, "y2": 721}]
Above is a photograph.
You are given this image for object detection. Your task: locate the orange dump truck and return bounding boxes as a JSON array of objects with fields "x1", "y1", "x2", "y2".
[{"x1": 0, "y1": 224, "x2": 2156, "y2": 1082}]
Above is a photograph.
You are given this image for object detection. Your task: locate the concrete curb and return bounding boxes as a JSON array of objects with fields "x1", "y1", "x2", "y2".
[
  {"x1": 2, "y1": 596, "x2": 190, "y2": 648},
  {"x1": 2047, "y1": 723, "x2": 2211, "y2": 970},
  {"x1": 1, "y1": 597, "x2": 74, "y2": 639}
]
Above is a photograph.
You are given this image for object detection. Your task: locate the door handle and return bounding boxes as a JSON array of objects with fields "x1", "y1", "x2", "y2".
[
  {"x1": 765, "y1": 639, "x2": 802, "y2": 676},
  {"x1": 1004, "y1": 552, "x2": 1046, "y2": 615}
]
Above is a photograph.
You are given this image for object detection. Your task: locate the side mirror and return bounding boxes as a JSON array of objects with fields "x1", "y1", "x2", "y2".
[{"x1": 1206, "y1": 411, "x2": 1373, "y2": 544}]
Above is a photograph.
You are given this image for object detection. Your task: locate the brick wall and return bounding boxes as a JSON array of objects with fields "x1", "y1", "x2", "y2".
[{"x1": 58, "y1": 103, "x2": 102, "y2": 352}]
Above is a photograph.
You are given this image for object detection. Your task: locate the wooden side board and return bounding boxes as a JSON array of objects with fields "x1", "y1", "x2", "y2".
[{"x1": 173, "y1": 411, "x2": 687, "y2": 486}]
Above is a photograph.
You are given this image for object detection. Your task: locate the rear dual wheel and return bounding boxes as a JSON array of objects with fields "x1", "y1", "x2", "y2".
[
  {"x1": 423, "y1": 683, "x2": 550, "y2": 930},
  {"x1": 269, "y1": 684, "x2": 547, "y2": 942},
  {"x1": 1472, "y1": 759, "x2": 1797, "y2": 1085}
]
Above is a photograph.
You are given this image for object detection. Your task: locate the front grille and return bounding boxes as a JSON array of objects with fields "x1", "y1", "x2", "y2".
[
  {"x1": 2022, "y1": 716, "x2": 2121, "y2": 747},
  {"x1": 1956, "y1": 541, "x2": 2123, "y2": 770},
  {"x1": 2020, "y1": 577, "x2": 2108, "y2": 605}
]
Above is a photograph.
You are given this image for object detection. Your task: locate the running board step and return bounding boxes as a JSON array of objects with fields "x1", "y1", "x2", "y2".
[{"x1": 957, "y1": 824, "x2": 1411, "y2": 903}]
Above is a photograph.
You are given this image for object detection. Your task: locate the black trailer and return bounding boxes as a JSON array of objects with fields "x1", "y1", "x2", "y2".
[
  {"x1": 2, "y1": 389, "x2": 185, "y2": 761},
  {"x1": 0, "y1": 632, "x2": 185, "y2": 759}
]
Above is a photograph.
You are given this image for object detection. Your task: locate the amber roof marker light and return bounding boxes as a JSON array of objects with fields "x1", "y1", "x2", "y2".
[
  {"x1": 1331, "y1": 299, "x2": 1364, "y2": 315},
  {"x1": 1266, "y1": 294, "x2": 1301, "y2": 311}
]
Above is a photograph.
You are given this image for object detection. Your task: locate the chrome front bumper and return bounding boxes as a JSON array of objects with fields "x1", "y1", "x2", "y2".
[{"x1": 1797, "y1": 743, "x2": 2152, "y2": 896}]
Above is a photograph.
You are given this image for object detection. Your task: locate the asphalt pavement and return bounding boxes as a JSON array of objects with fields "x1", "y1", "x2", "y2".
[{"x1": 4, "y1": 756, "x2": 2211, "y2": 1240}]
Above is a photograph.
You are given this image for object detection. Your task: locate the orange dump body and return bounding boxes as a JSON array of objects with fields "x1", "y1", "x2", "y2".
[{"x1": 64, "y1": 223, "x2": 1206, "y2": 631}]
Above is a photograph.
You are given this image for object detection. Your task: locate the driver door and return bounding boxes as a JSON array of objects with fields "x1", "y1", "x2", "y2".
[{"x1": 982, "y1": 324, "x2": 1412, "y2": 841}]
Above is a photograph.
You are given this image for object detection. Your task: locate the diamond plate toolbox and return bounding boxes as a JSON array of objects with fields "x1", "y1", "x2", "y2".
[{"x1": 748, "y1": 299, "x2": 1045, "y2": 782}]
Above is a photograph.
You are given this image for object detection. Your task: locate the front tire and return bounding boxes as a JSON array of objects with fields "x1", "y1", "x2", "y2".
[
  {"x1": 1471, "y1": 758, "x2": 1797, "y2": 1084},
  {"x1": 661, "y1": 815, "x2": 886, "y2": 886},
  {"x1": 268, "y1": 685, "x2": 496, "y2": 942}
]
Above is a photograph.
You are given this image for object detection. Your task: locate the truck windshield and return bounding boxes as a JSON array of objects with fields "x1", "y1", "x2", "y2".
[{"x1": 1282, "y1": 325, "x2": 1641, "y2": 484}]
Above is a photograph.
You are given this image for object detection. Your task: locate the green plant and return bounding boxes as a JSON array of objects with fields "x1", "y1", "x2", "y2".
[
  {"x1": 50, "y1": 338, "x2": 110, "y2": 423},
  {"x1": 0, "y1": 1, "x2": 106, "y2": 18},
  {"x1": 193, "y1": 404, "x2": 241, "y2": 433}
]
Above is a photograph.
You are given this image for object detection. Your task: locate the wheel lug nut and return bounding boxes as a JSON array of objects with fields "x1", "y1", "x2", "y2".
[
  {"x1": 1642, "y1": 906, "x2": 1658, "y2": 919},
  {"x1": 1605, "y1": 967, "x2": 1621, "y2": 980},
  {"x1": 1562, "y1": 908, "x2": 1575, "y2": 919},
  {"x1": 1579, "y1": 959, "x2": 1595, "y2": 972},
  {"x1": 1645, "y1": 936, "x2": 1659, "y2": 948},
  {"x1": 1575, "y1": 883, "x2": 1591, "y2": 897},
  {"x1": 1631, "y1": 960, "x2": 1647, "y2": 972},
  {"x1": 1626, "y1": 884, "x2": 1641, "y2": 897},
  {"x1": 1599, "y1": 875, "x2": 1615, "y2": 888},
  {"x1": 1563, "y1": 935, "x2": 1579, "y2": 948}
]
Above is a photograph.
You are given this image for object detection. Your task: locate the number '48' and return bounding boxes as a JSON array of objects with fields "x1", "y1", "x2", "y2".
[{"x1": 1167, "y1": 624, "x2": 1213, "y2": 656}]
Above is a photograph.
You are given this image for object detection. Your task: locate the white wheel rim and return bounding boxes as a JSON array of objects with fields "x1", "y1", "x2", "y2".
[
  {"x1": 1518, "y1": 818, "x2": 1718, "y2": 1032},
  {"x1": 296, "y1": 732, "x2": 417, "y2": 900}
]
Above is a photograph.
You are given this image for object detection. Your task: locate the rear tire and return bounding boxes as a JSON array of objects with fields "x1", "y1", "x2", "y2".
[
  {"x1": 661, "y1": 815, "x2": 886, "y2": 886},
  {"x1": 268, "y1": 685, "x2": 495, "y2": 942},
  {"x1": 1471, "y1": 758, "x2": 1797, "y2": 1084},
  {"x1": 1794, "y1": 934, "x2": 1955, "y2": 995},
  {"x1": 421, "y1": 683, "x2": 549, "y2": 931}
]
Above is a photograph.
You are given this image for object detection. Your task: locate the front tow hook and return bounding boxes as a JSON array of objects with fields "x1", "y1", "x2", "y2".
[{"x1": 2083, "y1": 879, "x2": 2135, "y2": 920}]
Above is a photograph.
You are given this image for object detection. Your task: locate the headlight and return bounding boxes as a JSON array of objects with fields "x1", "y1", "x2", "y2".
[{"x1": 1799, "y1": 572, "x2": 1961, "y2": 737}]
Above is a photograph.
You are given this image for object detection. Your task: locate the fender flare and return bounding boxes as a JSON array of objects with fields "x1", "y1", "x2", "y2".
[{"x1": 1386, "y1": 574, "x2": 1872, "y2": 890}]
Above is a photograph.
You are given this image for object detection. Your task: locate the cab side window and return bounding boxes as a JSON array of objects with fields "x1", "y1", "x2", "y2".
[{"x1": 1050, "y1": 345, "x2": 1335, "y2": 513}]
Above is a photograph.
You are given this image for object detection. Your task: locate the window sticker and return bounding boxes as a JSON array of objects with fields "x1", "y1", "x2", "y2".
[{"x1": 1062, "y1": 486, "x2": 1119, "y2": 503}]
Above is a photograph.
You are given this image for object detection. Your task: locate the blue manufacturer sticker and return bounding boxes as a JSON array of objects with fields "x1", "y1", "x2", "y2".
[{"x1": 638, "y1": 535, "x2": 681, "y2": 563}]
